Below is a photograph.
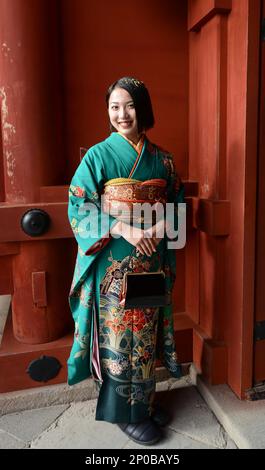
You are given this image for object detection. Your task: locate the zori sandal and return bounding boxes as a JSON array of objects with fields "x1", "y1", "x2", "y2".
[{"x1": 117, "y1": 418, "x2": 162, "y2": 445}]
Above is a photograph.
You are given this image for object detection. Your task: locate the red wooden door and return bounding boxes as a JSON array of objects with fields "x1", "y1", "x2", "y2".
[
  {"x1": 253, "y1": 0, "x2": 265, "y2": 387},
  {"x1": 187, "y1": 0, "x2": 260, "y2": 399}
]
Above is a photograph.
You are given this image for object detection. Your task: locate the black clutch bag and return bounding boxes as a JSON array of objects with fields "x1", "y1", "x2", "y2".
[{"x1": 120, "y1": 271, "x2": 170, "y2": 308}]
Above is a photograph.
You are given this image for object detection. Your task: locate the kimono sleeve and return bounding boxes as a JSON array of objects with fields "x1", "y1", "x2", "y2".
[
  {"x1": 68, "y1": 150, "x2": 118, "y2": 255},
  {"x1": 156, "y1": 154, "x2": 185, "y2": 378}
]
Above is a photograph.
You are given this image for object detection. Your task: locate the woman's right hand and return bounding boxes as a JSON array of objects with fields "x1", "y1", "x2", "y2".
[{"x1": 110, "y1": 220, "x2": 157, "y2": 257}]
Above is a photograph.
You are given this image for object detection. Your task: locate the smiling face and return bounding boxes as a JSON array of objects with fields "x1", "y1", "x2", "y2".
[{"x1": 108, "y1": 87, "x2": 139, "y2": 143}]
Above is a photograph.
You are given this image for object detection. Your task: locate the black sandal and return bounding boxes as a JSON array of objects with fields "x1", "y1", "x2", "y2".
[{"x1": 117, "y1": 418, "x2": 162, "y2": 445}]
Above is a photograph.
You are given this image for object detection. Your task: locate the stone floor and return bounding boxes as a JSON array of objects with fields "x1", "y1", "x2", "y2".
[{"x1": 0, "y1": 386, "x2": 237, "y2": 449}]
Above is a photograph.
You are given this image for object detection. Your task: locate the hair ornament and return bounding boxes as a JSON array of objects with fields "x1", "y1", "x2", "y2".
[{"x1": 122, "y1": 77, "x2": 144, "y2": 87}]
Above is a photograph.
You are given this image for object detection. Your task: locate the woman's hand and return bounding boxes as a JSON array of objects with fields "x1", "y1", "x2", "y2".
[
  {"x1": 110, "y1": 219, "x2": 165, "y2": 257},
  {"x1": 144, "y1": 219, "x2": 165, "y2": 244}
]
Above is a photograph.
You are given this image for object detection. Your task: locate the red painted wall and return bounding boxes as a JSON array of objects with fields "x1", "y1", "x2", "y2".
[{"x1": 60, "y1": 0, "x2": 189, "y2": 182}]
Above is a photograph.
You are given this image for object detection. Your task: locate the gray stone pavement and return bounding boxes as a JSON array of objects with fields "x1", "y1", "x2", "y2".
[
  {"x1": 2, "y1": 370, "x2": 265, "y2": 451},
  {"x1": 0, "y1": 368, "x2": 239, "y2": 450},
  {"x1": 197, "y1": 376, "x2": 265, "y2": 449}
]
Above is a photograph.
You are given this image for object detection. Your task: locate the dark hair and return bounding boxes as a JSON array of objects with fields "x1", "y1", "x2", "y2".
[{"x1": 106, "y1": 76, "x2": 155, "y2": 134}]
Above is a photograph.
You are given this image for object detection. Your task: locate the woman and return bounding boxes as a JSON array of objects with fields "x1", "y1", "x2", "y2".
[{"x1": 67, "y1": 77, "x2": 185, "y2": 445}]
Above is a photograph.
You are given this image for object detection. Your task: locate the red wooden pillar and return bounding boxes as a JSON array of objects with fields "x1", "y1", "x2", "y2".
[
  {"x1": 187, "y1": 0, "x2": 260, "y2": 398},
  {"x1": 0, "y1": 0, "x2": 71, "y2": 343},
  {"x1": 252, "y1": 0, "x2": 265, "y2": 388},
  {"x1": 187, "y1": 0, "x2": 232, "y2": 386}
]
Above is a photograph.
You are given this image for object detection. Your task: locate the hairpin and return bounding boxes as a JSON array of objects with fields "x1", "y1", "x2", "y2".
[{"x1": 122, "y1": 78, "x2": 144, "y2": 87}]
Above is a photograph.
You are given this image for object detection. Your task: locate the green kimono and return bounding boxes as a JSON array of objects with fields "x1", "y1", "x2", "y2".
[{"x1": 67, "y1": 132, "x2": 185, "y2": 423}]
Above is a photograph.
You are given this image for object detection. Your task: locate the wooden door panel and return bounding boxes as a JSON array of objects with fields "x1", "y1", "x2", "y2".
[{"x1": 253, "y1": 0, "x2": 265, "y2": 384}]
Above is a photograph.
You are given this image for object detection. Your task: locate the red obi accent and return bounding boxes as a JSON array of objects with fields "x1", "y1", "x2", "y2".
[{"x1": 85, "y1": 236, "x2": 111, "y2": 256}]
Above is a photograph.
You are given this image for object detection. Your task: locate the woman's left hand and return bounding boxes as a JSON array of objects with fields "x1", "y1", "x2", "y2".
[{"x1": 143, "y1": 219, "x2": 165, "y2": 248}]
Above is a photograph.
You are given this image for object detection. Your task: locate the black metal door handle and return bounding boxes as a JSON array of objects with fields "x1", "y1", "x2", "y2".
[{"x1": 21, "y1": 208, "x2": 50, "y2": 236}]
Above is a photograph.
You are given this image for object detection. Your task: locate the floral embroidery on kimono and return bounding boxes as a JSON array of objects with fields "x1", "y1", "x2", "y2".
[{"x1": 67, "y1": 132, "x2": 185, "y2": 423}]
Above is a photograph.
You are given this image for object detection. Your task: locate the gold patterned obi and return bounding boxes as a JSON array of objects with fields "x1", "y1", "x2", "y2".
[{"x1": 102, "y1": 178, "x2": 167, "y2": 224}]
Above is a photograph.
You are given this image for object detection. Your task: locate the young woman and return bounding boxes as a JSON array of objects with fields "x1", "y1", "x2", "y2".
[{"x1": 67, "y1": 77, "x2": 185, "y2": 445}]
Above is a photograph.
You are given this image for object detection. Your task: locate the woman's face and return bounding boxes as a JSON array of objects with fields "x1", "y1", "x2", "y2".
[{"x1": 108, "y1": 87, "x2": 139, "y2": 142}]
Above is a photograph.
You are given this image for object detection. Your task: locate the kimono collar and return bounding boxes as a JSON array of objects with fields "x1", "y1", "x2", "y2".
[{"x1": 117, "y1": 132, "x2": 145, "y2": 156}]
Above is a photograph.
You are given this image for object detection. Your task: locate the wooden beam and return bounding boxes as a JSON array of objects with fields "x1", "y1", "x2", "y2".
[{"x1": 188, "y1": 0, "x2": 232, "y2": 32}]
